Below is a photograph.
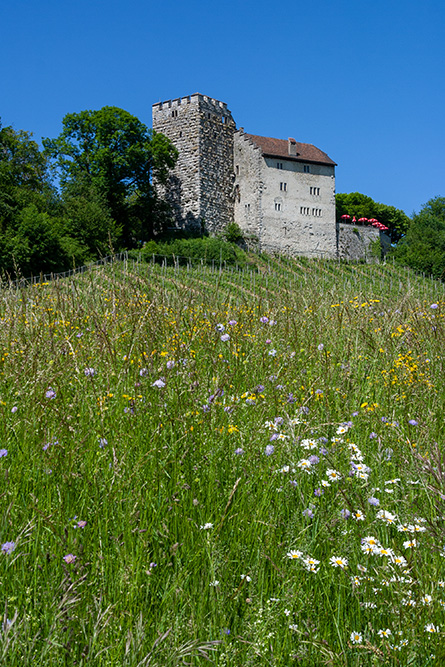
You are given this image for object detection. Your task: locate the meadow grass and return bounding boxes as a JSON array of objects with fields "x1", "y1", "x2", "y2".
[{"x1": 0, "y1": 255, "x2": 444, "y2": 665}]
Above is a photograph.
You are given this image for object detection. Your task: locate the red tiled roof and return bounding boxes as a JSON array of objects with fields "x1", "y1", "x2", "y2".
[{"x1": 245, "y1": 134, "x2": 336, "y2": 166}]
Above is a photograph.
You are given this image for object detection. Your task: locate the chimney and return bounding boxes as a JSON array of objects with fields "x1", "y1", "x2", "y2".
[{"x1": 288, "y1": 137, "x2": 297, "y2": 156}]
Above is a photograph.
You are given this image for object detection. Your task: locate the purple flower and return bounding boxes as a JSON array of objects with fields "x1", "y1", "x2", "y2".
[
  {"x1": 43, "y1": 439, "x2": 58, "y2": 451},
  {"x1": 84, "y1": 367, "x2": 95, "y2": 377},
  {"x1": 302, "y1": 508, "x2": 314, "y2": 518},
  {"x1": 63, "y1": 554, "x2": 76, "y2": 564},
  {"x1": 368, "y1": 497, "x2": 380, "y2": 506},
  {"x1": 408, "y1": 419, "x2": 418, "y2": 426},
  {"x1": 255, "y1": 385, "x2": 265, "y2": 392},
  {"x1": 0, "y1": 449, "x2": 7, "y2": 458},
  {"x1": 287, "y1": 393, "x2": 296, "y2": 403},
  {"x1": 369, "y1": 432, "x2": 378, "y2": 439},
  {"x1": 98, "y1": 438, "x2": 108, "y2": 448},
  {"x1": 315, "y1": 389, "x2": 323, "y2": 395},
  {"x1": 139, "y1": 368, "x2": 149, "y2": 376},
  {"x1": 351, "y1": 411, "x2": 359, "y2": 417},
  {"x1": 317, "y1": 343, "x2": 324, "y2": 351},
  {"x1": 265, "y1": 338, "x2": 272, "y2": 344},
  {"x1": 430, "y1": 303, "x2": 438, "y2": 309},
  {"x1": 319, "y1": 447, "x2": 328, "y2": 456},
  {"x1": 216, "y1": 323, "x2": 225, "y2": 332},
  {"x1": 152, "y1": 379, "x2": 166, "y2": 389},
  {"x1": 340, "y1": 509, "x2": 351, "y2": 520},
  {"x1": 314, "y1": 488, "x2": 323, "y2": 496},
  {"x1": 45, "y1": 388, "x2": 56, "y2": 399},
  {"x1": 76, "y1": 520, "x2": 87, "y2": 529},
  {"x1": 11, "y1": 406, "x2": 17, "y2": 414},
  {"x1": 308, "y1": 455, "x2": 319, "y2": 465},
  {"x1": 260, "y1": 316, "x2": 269, "y2": 324},
  {"x1": 1, "y1": 541, "x2": 16, "y2": 555},
  {"x1": 166, "y1": 360, "x2": 175, "y2": 369},
  {"x1": 268, "y1": 348, "x2": 277, "y2": 356},
  {"x1": 289, "y1": 480, "x2": 298, "y2": 487},
  {"x1": 234, "y1": 448, "x2": 244, "y2": 455},
  {"x1": 265, "y1": 445, "x2": 275, "y2": 456},
  {"x1": 300, "y1": 406, "x2": 310, "y2": 415},
  {"x1": 220, "y1": 334, "x2": 230, "y2": 342},
  {"x1": 228, "y1": 320, "x2": 237, "y2": 326}
]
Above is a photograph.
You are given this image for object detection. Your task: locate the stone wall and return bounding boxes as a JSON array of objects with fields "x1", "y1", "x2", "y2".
[
  {"x1": 338, "y1": 224, "x2": 380, "y2": 261},
  {"x1": 152, "y1": 94, "x2": 236, "y2": 234}
]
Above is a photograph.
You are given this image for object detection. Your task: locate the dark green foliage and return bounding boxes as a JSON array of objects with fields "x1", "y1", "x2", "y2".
[
  {"x1": 140, "y1": 236, "x2": 248, "y2": 267},
  {"x1": 336, "y1": 192, "x2": 410, "y2": 243},
  {"x1": 223, "y1": 222, "x2": 244, "y2": 243},
  {"x1": 392, "y1": 197, "x2": 445, "y2": 280},
  {"x1": 43, "y1": 107, "x2": 178, "y2": 246}
]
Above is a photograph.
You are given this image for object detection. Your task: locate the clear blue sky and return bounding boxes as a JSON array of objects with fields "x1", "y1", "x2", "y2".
[{"x1": 1, "y1": 0, "x2": 444, "y2": 216}]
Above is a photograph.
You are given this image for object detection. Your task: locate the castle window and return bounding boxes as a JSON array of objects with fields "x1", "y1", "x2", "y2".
[
  {"x1": 280, "y1": 182, "x2": 287, "y2": 191},
  {"x1": 172, "y1": 109, "x2": 178, "y2": 118},
  {"x1": 277, "y1": 162, "x2": 283, "y2": 169},
  {"x1": 275, "y1": 202, "x2": 282, "y2": 211},
  {"x1": 222, "y1": 116, "x2": 225, "y2": 124},
  {"x1": 303, "y1": 165, "x2": 310, "y2": 173},
  {"x1": 310, "y1": 187, "x2": 320, "y2": 196},
  {"x1": 300, "y1": 206, "x2": 310, "y2": 215},
  {"x1": 312, "y1": 208, "x2": 322, "y2": 217},
  {"x1": 236, "y1": 165, "x2": 239, "y2": 176}
]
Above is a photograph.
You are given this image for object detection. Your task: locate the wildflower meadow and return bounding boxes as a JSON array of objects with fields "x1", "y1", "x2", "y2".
[{"x1": 0, "y1": 254, "x2": 444, "y2": 665}]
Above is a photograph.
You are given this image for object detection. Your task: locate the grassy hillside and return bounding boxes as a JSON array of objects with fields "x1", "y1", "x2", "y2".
[{"x1": 0, "y1": 256, "x2": 444, "y2": 665}]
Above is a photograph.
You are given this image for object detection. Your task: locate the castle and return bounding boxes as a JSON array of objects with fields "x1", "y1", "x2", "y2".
[{"x1": 152, "y1": 93, "x2": 378, "y2": 259}]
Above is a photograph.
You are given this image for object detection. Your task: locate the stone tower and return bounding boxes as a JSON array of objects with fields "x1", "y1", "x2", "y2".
[{"x1": 152, "y1": 93, "x2": 236, "y2": 234}]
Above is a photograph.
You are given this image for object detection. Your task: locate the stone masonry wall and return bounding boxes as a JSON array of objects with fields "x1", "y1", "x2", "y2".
[
  {"x1": 338, "y1": 224, "x2": 380, "y2": 262},
  {"x1": 152, "y1": 94, "x2": 236, "y2": 234}
]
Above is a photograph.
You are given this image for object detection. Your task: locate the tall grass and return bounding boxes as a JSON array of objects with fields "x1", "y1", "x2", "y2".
[{"x1": 0, "y1": 256, "x2": 444, "y2": 665}]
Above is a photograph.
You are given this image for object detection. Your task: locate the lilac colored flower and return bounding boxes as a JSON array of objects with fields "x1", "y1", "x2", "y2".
[
  {"x1": 1, "y1": 542, "x2": 16, "y2": 555},
  {"x1": 43, "y1": 439, "x2": 58, "y2": 451},
  {"x1": 76, "y1": 332, "x2": 83, "y2": 338},
  {"x1": 269, "y1": 319, "x2": 277, "y2": 326},
  {"x1": 11, "y1": 406, "x2": 17, "y2": 414},
  {"x1": 216, "y1": 323, "x2": 225, "y2": 332},
  {"x1": 268, "y1": 374, "x2": 277, "y2": 382},
  {"x1": 340, "y1": 509, "x2": 351, "y2": 519},
  {"x1": 315, "y1": 389, "x2": 323, "y2": 395},
  {"x1": 368, "y1": 497, "x2": 380, "y2": 506},
  {"x1": 76, "y1": 520, "x2": 87, "y2": 529},
  {"x1": 289, "y1": 479, "x2": 298, "y2": 487},
  {"x1": 0, "y1": 449, "x2": 7, "y2": 458},
  {"x1": 166, "y1": 360, "x2": 175, "y2": 369},
  {"x1": 265, "y1": 338, "x2": 272, "y2": 344},
  {"x1": 385, "y1": 448, "x2": 393, "y2": 460},
  {"x1": 275, "y1": 384, "x2": 284, "y2": 390},
  {"x1": 430, "y1": 303, "x2": 438, "y2": 309},
  {"x1": 149, "y1": 562, "x2": 157, "y2": 568},
  {"x1": 234, "y1": 448, "x2": 244, "y2": 455},
  {"x1": 265, "y1": 445, "x2": 275, "y2": 456},
  {"x1": 223, "y1": 406, "x2": 233, "y2": 413},
  {"x1": 274, "y1": 417, "x2": 283, "y2": 425},
  {"x1": 308, "y1": 455, "x2": 320, "y2": 465},
  {"x1": 268, "y1": 348, "x2": 277, "y2": 356},
  {"x1": 228, "y1": 320, "x2": 237, "y2": 326},
  {"x1": 63, "y1": 554, "x2": 76, "y2": 564},
  {"x1": 255, "y1": 384, "x2": 265, "y2": 392},
  {"x1": 152, "y1": 379, "x2": 166, "y2": 389},
  {"x1": 287, "y1": 393, "x2": 296, "y2": 403},
  {"x1": 220, "y1": 334, "x2": 230, "y2": 342},
  {"x1": 98, "y1": 438, "x2": 108, "y2": 448},
  {"x1": 369, "y1": 432, "x2": 378, "y2": 439},
  {"x1": 270, "y1": 433, "x2": 279, "y2": 441},
  {"x1": 381, "y1": 416, "x2": 387, "y2": 422},
  {"x1": 139, "y1": 368, "x2": 149, "y2": 376},
  {"x1": 314, "y1": 488, "x2": 323, "y2": 497},
  {"x1": 202, "y1": 404, "x2": 211, "y2": 413},
  {"x1": 352, "y1": 411, "x2": 359, "y2": 417},
  {"x1": 45, "y1": 388, "x2": 56, "y2": 399},
  {"x1": 260, "y1": 316, "x2": 269, "y2": 324},
  {"x1": 317, "y1": 343, "x2": 324, "y2": 351},
  {"x1": 319, "y1": 437, "x2": 328, "y2": 444},
  {"x1": 319, "y1": 447, "x2": 328, "y2": 456},
  {"x1": 302, "y1": 508, "x2": 314, "y2": 518},
  {"x1": 300, "y1": 406, "x2": 310, "y2": 415},
  {"x1": 84, "y1": 367, "x2": 95, "y2": 377},
  {"x1": 408, "y1": 419, "x2": 418, "y2": 426}
]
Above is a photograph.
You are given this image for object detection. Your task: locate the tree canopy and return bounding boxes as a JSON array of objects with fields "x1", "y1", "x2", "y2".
[
  {"x1": 392, "y1": 197, "x2": 445, "y2": 280},
  {"x1": 336, "y1": 192, "x2": 410, "y2": 243},
  {"x1": 43, "y1": 107, "x2": 178, "y2": 246}
]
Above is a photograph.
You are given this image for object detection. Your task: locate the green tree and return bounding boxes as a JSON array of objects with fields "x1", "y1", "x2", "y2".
[
  {"x1": 336, "y1": 192, "x2": 410, "y2": 243},
  {"x1": 0, "y1": 121, "x2": 54, "y2": 230},
  {"x1": 43, "y1": 107, "x2": 178, "y2": 246},
  {"x1": 392, "y1": 197, "x2": 445, "y2": 280}
]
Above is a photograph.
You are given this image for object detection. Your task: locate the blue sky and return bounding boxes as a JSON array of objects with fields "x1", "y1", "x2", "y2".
[{"x1": 1, "y1": 0, "x2": 444, "y2": 216}]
